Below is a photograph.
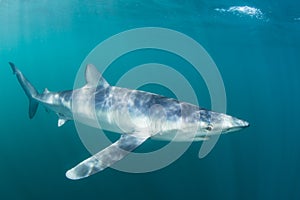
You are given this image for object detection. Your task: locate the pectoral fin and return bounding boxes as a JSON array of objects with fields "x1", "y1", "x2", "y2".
[
  {"x1": 195, "y1": 135, "x2": 210, "y2": 141},
  {"x1": 66, "y1": 134, "x2": 148, "y2": 180}
]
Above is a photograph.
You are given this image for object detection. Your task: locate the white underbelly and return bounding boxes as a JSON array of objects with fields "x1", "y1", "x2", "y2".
[{"x1": 72, "y1": 94, "x2": 200, "y2": 141}]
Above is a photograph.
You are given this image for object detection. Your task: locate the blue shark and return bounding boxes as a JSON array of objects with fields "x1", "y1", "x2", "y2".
[{"x1": 9, "y1": 62, "x2": 249, "y2": 180}]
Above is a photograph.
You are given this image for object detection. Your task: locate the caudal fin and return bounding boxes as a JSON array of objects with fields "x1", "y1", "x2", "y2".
[{"x1": 9, "y1": 62, "x2": 39, "y2": 119}]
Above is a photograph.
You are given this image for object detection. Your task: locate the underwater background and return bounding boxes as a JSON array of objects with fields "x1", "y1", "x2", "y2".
[{"x1": 0, "y1": 0, "x2": 299, "y2": 199}]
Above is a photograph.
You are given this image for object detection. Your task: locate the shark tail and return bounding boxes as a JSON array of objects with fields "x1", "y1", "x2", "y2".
[{"x1": 9, "y1": 62, "x2": 39, "y2": 119}]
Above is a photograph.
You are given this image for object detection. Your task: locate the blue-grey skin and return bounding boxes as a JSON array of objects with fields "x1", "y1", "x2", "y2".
[{"x1": 9, "y1": 62, "x2": 249, "y2": 180}]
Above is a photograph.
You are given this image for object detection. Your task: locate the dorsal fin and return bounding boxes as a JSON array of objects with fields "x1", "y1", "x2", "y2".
[
  {"x1": 85, "y1": 64, "x2": 109, "y2": 88},
  {"x1": 43, "y1": 88, "x2": 50, "y2": 94}
]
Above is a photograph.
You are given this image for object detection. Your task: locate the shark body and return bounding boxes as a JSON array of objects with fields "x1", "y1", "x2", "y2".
[{"x1": 9, "y1": 62, "x2": 249, "y2": 180}]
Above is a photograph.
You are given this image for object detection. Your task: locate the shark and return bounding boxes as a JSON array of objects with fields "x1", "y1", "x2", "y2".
[{"x1": 9, "y1": 62, "x2": 249, "y2": 180}]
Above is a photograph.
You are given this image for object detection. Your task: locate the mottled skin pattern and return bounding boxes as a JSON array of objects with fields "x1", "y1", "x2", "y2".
[
  {"x1": 10, "y1": 63, "x2": 249, "y2": 180},
  {"x1": 76, "y1": 85, "x2": 204, "y2": 140},
  {"x1": 72, "y1": 84, "x2": 248, "y2": 141}
]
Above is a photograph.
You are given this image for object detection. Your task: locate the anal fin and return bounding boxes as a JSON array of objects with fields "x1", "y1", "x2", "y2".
[{"x1": 58, "y1": 118, "x2": 68, "y2": 127}]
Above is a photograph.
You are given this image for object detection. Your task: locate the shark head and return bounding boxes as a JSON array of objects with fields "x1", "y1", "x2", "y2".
[{"x1": 198, "y1": 109, "x2": 249, "y2": 136}]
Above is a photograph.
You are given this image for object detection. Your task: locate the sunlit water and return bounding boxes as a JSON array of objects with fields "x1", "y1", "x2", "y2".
[{"x1": 0, "y1": 0, "x2": 299, "y2": 200}]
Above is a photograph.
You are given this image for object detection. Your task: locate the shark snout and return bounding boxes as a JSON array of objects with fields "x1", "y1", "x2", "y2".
[
  {"x1": 205, "y1": 112, "x2": 250, "y2": 134},
  {"x1": 226, "y1": 116, "x2": 250, "y2": 133},
  {"x1": 234, "y1": 117, "x2": 250, "y2": 128}
]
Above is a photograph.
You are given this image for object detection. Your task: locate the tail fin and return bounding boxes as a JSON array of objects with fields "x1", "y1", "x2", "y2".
[{"x1": 9, "y1": 62, "x2": 39, "y2": 119}]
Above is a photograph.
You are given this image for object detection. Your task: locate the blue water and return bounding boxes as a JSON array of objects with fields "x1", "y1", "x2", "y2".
[{"x1": 1, "y1": 1, "x2": 300, "y2": 200}]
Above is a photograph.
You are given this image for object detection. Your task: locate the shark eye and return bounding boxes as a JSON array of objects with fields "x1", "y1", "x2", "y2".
[{"x1": 206, "y1": 124, "x2": 213, "y2": 131}]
